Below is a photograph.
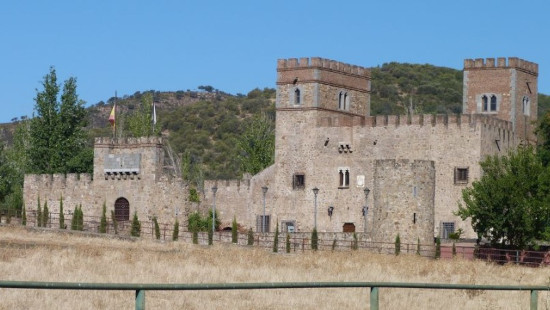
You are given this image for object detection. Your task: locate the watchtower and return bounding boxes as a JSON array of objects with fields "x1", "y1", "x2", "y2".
[{"x1": 463, "y1": 57, "x2": 538, "y2": 143}]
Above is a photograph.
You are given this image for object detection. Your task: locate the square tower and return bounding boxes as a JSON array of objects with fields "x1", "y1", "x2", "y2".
[{"x1": 463, "y1": 57, "x2": 538, "y2": 143}]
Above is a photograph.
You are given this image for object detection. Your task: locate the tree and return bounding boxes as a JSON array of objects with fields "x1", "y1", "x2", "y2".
[
  {"x1": 435, "y1": 237, "x2": 441, "y2": 259},
  {"x1": 311, "y1": 228, "x2": 318, "y2": 251},
  {"x1": 352, "y1": 233, "x2": 358, "y2": 250},
  {"x1": 236, "y1": 114, "x2": 275, "y2": 175},
  {"x1": 231, "y1": 216, "x2": 238, "y2": 244},
  {"x1": 456, "y1": 146, "x2": 550, "y2": 249},
  {"x1": 127, "y1": 93, "x2": 160, "y2": 138},
  {"x1": 99, "y1": 201, "x2": 107, "y2": 233},
  {"x1": 29, "y1": 67, "x2": 92, "y2": 174},
  {"x1": 59, "y1": 195, "x2": 65, "y2": 229},
  {"x1": 21, "y1": 203, "x2": 27, "y2": 226},
  {"x1": 37, "y1": 197, "x2": 42, "y2": 227},
  {"x1": 273, "y1": 222, "x2": 279, "y2": 253},
  {"x1": 153, "y1": 217, "x2": 160, "y2": 240},
  {"x1": 247, "y1": 228, "x2": 254, "y2": 246},
  {"x1": 172, "y1": 219, "x2": 179, "y2": 241},
  {"x1": 131, "y1": 211, "x2": 141, "y2": 237},
  {"x1": 286, "y1": 233, "x2": 291, "y2": 253},
  {"x1": 395, "y1": 234, "x2": 401, "y2": 255},
  {"x1": 42, "y1": 201, "x2": 49, "y2": 227}
]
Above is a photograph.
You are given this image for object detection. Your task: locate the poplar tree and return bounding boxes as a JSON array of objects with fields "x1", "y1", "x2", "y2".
[
  {"x1": 29, "y1": 67, "x2": 92, "y2": 174},
  {"x1": 59, "y1": 195, "x2": 65, "y2": 229}
]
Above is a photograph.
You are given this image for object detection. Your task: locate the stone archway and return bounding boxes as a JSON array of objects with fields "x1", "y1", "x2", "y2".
[
  {"x1": 343, "y1": 222, "x2": 356, "y2": 233},
  {"x1": 114, "y1": 197, "x2": 130, "y2": 222}
]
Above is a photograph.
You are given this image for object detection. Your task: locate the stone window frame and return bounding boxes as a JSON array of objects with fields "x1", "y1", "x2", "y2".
[
  {"x1": 338, "y1": 167, "x2": 350, "y2": 188},
  {"x1": 523, "y1": 96, "x2": 530, "y2": 116},
  {"x1": 337, "y1": 89, "x2": 351, "y2": 111},
  {"x1": 292, "y1": 173, "x2": 305, "y2": 190},
  {"x1": 454, "y1": 167, "x2": 469, "y2": 185},
  {"x1": 477, "y1": 93, "x2": 500, "y2": 113},
  {"x1": 289, "y1": 86, "x2": 303, "y2": 106},
  {"x1": 281, "y1": 220, "x2": 296, "y2": 233}
]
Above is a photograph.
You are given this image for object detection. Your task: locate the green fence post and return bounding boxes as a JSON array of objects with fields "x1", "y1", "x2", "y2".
[
  {"x1": 530, "y1": 290, "x2": 538, "y2": 310},
  {"x1": 136, "y1": 289, "x2": 145, "y2": 310},
  {"x1": 370, "y1": 286, "x2": 379, "y2": 310}
]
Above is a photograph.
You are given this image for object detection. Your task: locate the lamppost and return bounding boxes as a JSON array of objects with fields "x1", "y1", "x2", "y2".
[
  {"x1": 363, "y1": 187, "x2": 370, "y2": 233},
  {"x1": 261, "y1": 186, "x2": 268, "y2": 233},
  {"x1": 312, "y1": 187, "x2": 319, "y2": 230},
  {"x1": 212, "y1": 186, "x2": 218, "y2": 238}
]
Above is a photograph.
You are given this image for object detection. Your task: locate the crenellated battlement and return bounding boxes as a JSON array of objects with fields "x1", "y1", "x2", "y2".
[
  {"x1": 362, "y1": 113, "x2": 514, "y2": 132},
  {"x1": 277, "y1": 57, "x2": 370, "y2": 77},
  {"x1": 464, "y1": 57, "x2": 538, "y2": 75},
  {"x1": 24, "y1": 173, "x2": 93, "y2": 189},
  {"x1": 94, "y1": 136, "x2": 163, "y2": 147}
]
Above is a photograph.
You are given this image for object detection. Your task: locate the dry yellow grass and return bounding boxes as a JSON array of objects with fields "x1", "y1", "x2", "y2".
[{"x1": 0, "y1": 226, "x2": 549, "y2": 310}]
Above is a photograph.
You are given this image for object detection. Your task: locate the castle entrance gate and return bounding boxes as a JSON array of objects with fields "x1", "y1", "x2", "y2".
[
  {"x1": 114, "y1": 198, "x2": 130, "y2": 221},
  {"x1": 343, "y1": 223, "x2": 355, "y2": 233}
]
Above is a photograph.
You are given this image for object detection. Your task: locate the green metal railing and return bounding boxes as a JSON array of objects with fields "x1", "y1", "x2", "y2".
[{"x1": 0, "y1": 280, "x2": 548, "y2": 309}]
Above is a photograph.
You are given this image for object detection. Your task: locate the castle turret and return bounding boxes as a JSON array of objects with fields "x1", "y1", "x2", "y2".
[{"x1": 463, "y1": 57, "x2": 538, "y2": 143}]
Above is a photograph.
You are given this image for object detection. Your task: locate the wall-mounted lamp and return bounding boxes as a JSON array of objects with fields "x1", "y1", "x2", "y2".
[
  {"x1": 328, "y1": 206, "x2": 334, "y2": 217},
  {"x1": 362, "y1": 206, "x2": 368, "y2": 217}
]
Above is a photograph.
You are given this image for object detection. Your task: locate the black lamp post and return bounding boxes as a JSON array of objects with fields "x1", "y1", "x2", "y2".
[{"x1": 363, "y1": 187, "x2": 370, "y2": 232}]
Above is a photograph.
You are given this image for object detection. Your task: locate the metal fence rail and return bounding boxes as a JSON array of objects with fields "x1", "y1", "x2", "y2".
[{"x1": 0, "y1": 280, "x2": 548, "y2": 310}]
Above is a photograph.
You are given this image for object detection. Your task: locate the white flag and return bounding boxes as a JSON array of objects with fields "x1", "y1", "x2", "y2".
[{"x1": 153, "y1": 103, "x2": 157, "y2": 125}]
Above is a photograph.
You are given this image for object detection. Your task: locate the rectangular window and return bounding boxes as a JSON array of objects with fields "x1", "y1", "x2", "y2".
[
  {"x1": 454, "y1": 167, "x2": 469, "y2": 184},
  {"x1": 282, "y1": 220, "x2": 296, "y2": 233},
  {"x1": 256, "y1": 215, "x2": 271, "y2": 233},
  {"x1": 293, "y1": 174, "x2": 305, "y2": 189},
  {"x1": 441, "y1": 222, "x2": 455, "y2": 239}
]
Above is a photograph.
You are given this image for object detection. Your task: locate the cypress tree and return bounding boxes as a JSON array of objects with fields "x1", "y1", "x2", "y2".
[
  {"x1": 59, "y1": 195, "x2": 65, "y2": 229},
  {"x1": 130, "y1": 211, "x2": 141, "y2": 237},
  {"x1": 395, "y1": 234, "x2": 401, "y2": 256},
  {"x1": 452, "y1": 242, "x2": 457, "y2": 257},
  {"x1": 43, "y1": 201, "x2": 49, "y2": 227},
  {"x1": 247, "y1": 228, "x2": 254, "y2": 246},
  {"x1": 71, "y1": 205, "x2": 78, "y2": 230},
  {"x1": 416, "y1": 237, "x2": 421, "y2": 256},
  {"x1": 273, "y1": 222, "x2": 279, "y2": 253},
  {"x1": 37, "y1": 197, "x2": 42, "y2": 227},
  {"x1": 192, "y1": 230, "x2": 198, "y2": 244},
  {"x1": 172, "y1": 219, "x2": 179, "y2": 241},
  {"x1": 21, "y1": 204, "x2": 26, "y2": 226},
  {"x1": 99, "y1": 201, "x2": 107, "y2": 233},
  {"x1": 435, "y1": 237, "x2": 441, "y2": 259},
  {"x1": 352, "y1": 232, "x2": 359, "y2": 250},
  {"x1": 111, "y1": 210, "x2": 118, "y2": 235},
  {"x1": 331, "y1": 238, "x2": 337, "y2": 251},
  {"x1": 153, "y1": 216, "x2": 160, "y2": 240},
  {"x1": 311, "y1": 228, "x2": 318, "y2": 251},
  {"x1": 231, "y1": 216, "x2": 238, "y2": 244},
  {"x1": 77, "y1": 204, "x2": 84, "y2": 231}
]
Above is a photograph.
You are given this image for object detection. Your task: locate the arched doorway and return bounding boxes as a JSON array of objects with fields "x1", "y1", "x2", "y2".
[
  {"x1": 343, "y1": 223, "x2": 355, "y2": 233},
  {"x1": 114, "y1": 198, "x2": 130, "y2": 221}
]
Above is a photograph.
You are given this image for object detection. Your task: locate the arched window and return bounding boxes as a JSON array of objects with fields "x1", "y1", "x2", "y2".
[
  {"x1": 338, "y1": 167, "x2": 350, "y2": 188},
  {"x1": 294, "y1": 88, "x2": 301, "y2": 105},
  {"x1": 338, "y1": 92, "x2": 343, "y2": 109},
  {"x1": 481, "y1": 95, "x2": 488, "y2": 112},
  {"x1": 490, "y1": 95, "x2": 497, "y2": 111},
  {"x1": 114, "y1": 197, "x2": 130, "y2": 221},
  {"x1": 338, "y1": 91, "x2": 350, "y2": 111},
  {"x1": 344, "y1": 93, "x2": 349, "y2": 110}
]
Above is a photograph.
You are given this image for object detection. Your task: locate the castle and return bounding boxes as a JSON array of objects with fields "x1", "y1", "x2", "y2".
[{"x1": 23, "y1": 56, "x2": 538, "y2": 245}]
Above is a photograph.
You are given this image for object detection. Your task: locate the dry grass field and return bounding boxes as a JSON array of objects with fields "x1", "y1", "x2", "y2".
[{"x1": 0, "y1": 226, "x2": 549, "y2": 310}]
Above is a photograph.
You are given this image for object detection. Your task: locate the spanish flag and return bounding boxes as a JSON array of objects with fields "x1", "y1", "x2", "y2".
[{"x1": 109, "y1": 104, "x2": 116, "y2": 127}]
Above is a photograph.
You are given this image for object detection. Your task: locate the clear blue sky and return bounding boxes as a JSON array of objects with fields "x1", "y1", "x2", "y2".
[{"x1": 1, "y1": 0, "x2": 549, "y2": 123}]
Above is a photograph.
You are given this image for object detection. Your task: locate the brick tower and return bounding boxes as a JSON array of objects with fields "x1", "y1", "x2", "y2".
[{"x1": 463, "y1": 57, "x2": 538, "y2": 144}]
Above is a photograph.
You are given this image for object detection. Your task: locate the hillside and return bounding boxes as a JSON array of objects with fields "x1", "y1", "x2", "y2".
[{"x1": 2, "y1": 63, "x2": 550, "y2": 180}]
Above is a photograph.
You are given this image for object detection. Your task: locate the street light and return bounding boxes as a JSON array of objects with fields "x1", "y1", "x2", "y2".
[
  {"x1": 312, "y1": 187, "x2": 319, "y2": 230},
  {"x1": 363, "y1": 187, "x2": 370, "y2": 232},
  {"x1": 262, "y1": 186, "x2": 268, "y2": 233},
  {"x1": 212, "y1": 186, "x2": 218, "y2": 238}
]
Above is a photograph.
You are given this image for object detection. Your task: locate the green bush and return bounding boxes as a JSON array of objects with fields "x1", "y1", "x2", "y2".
[
  {"x1": 416, "y1": 237, "x2": 421, "y2": 256},
  {"x1": 352, "y1": 233, "x2": 359, "y2": 251},
  {"x1": 153, "y1": 217, "x2": 160, "y2": 240},
  {"x1": 273, "y1": 222, "x2": 279, "y2": 253},
  {"x1": 189, "y1": 188, "x2": 200, "y2": 203},
  {"x1": 36, "y1": 197, "x2": 42, "y2": 227},
  {"x1": 435, "y1": 237, "x2": 441, "y2": 259},
  {"x1": 59, "y1": 196, "x2": 66, "y2": 229},
  {"x1": 395, "y1": 234, "x2": 401, "y2": 256},
  {"x1": 172, "y1": 219, "x2": 179, "y2": 241},
  {"x1": 286, "y1": 233, "x2": 291, "y2": 253},
  {"x1": 99, "y1": 201, "x2": 107, "y2": 233},
  {"x1": 130, "y1": 212, "x2": 141, "y2": 237},
  {"x1": 231, "y1": 216, "x2": 238, "y2": 244},
  {"x1": 42, "y1": 201, "x2": 49, "y2": 227},
  {"x1": 452, "y1": 242, "x2": 457, "y2": 257},
  {"x1": 311, "y1": 228, "x2": 318, "y2": 251},
  {"x1": 21, "y1": 204, "x2": 26, "y2": 226},
  {"x1": 247, "y1": 228, "x2": 254, "y2": 246}
]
